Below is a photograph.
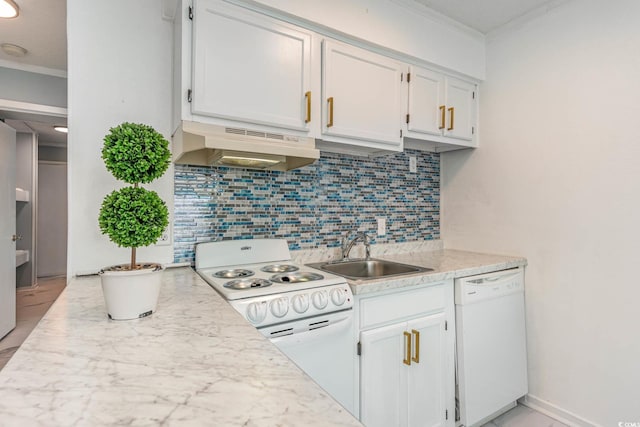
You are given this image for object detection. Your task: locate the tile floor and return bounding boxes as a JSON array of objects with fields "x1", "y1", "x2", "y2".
[
  {"x1": 483, "y1": 404, "x2": 569, "y2": 427},
  {"x1": 0, "y1": 276, "x2": 66, "y2": 370},
  {"x1": 0, "y1": 278, "x2": 567, "y2": 427}
]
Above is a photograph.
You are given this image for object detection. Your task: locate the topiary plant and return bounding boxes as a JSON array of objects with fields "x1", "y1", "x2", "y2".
[{"x1": 98, "y1": 122, "x2": 170, "y2": 270}]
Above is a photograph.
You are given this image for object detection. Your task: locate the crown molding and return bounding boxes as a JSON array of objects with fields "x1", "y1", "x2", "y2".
[
  {"x1": 388, "y1": 0, "x2": 485, "y2": 41},
  {"x1": 486, "y1": 0, "x2": 573, "y2": 42}
]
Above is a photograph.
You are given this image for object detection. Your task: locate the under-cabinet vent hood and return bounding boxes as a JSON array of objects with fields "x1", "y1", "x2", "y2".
[{"x1": 172, "y1": 121, "x2": 320, "y2": 171}]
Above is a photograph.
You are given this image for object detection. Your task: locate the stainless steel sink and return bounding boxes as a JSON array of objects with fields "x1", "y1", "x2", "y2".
[{"x1": 308, "y1": 258, "x2": 432, "y2": 281}]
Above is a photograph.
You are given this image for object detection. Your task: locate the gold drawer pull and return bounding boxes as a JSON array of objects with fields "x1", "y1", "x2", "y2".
[
  {"x1": 447, "y1": 107, "x2": 455, "y2": 131},
  {"x1": 403, "y1": 331, "x2": 412, "y2": 366},
  {"x1": 411, "y1": 329, "x2": 420, "y2": 363},
  {"x1": 327, "y1": 97, "x2": 334, "y2": 128},
  {"x1": 305, "y1": 91, "x2": 311, "y2": 123},
  {"x1": 439, "y1": 105, "x2": 445, "y2": 129}
]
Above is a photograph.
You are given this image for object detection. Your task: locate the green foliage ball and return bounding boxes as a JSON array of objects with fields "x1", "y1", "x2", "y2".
[
  {"x1": 102, "y1": 122, "x2": 170, "y2": 184},
  {"x1": 98, "y1": 187, "x2": 169, "y2": 248}
]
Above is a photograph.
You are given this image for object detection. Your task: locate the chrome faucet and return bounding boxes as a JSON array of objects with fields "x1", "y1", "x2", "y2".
[{"x1": 341, "y1": 231, "x2": 371, "y2": 260}]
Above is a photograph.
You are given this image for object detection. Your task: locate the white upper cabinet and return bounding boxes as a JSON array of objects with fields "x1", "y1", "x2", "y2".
[
  {"x1": 407, "y1": 67, "x2": 445, "y2": 137},
  {"x1": 191, "y1": 0, "x2": 314, "y2": 133},
  {"x1": 321, "y1": 39, "x2": 404, "y2": 152},
  {"x1": 177, "y1": 1, "x2": 481, "y2": 153},
  {"x1": 444, "y1": 76, "x2": 475, "y2": 141},
  {"x1": 406, "y1": 65, "x2": 478, "y2": 150}
]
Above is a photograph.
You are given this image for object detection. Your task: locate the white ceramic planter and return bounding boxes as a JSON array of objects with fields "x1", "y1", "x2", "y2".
[{"x1": 99, "y1": 263, "x2": 164, "y2": 320}]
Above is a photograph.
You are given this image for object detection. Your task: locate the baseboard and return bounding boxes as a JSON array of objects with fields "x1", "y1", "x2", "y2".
[
  {"x1": 521, "y1": 395, "x2": 601, "y2": 427},
  {"x1": 16, "y1": 283, "x2": 39, "y2": 293}
]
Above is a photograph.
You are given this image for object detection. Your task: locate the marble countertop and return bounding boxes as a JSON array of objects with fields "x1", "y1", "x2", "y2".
[
  {"x1": 345, "y1": 248, "x2": 528, "y2": 295},
  {"x1": 0, "y1": 267, "x2": 362, "y2": 427}
]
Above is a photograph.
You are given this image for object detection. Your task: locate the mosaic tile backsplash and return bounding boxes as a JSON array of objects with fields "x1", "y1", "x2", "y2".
[{"x1": 173, "y1": 149, "x2": 440, "y2": 264}]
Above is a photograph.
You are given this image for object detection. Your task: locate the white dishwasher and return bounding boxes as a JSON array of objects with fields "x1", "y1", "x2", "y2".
[{"x1": 455, "y1": 267, "x2": 528, "y2": 427}]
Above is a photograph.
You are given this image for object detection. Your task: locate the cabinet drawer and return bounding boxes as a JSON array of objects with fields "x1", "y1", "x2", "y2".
[{"x1": 359, "y1": 283, "x2": 446, "y2": 330}]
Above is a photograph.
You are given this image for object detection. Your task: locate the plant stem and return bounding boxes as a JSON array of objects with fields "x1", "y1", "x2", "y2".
[
  {"x1": 131, "y1": 247, "x2": 136, "y2": 270},
  {"x1": 131, "y1": 182, "x2": 138, "y2": 270}
]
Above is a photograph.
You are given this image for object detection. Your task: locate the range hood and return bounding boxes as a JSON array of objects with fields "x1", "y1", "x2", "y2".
[{"x1": 172, "y1": 121, "x2": 320, "y2": 171}]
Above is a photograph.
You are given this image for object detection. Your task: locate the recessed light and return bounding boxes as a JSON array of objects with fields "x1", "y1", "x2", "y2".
[
  {"x1": 0, "y1": 0, "x2": 19, "y2": 19},
  {"x1": 54, "y1": 126, "x2": 68, "y2": 133},
  {"x1": 1, "y1": 43, "x2": 27, "y2": 57}
]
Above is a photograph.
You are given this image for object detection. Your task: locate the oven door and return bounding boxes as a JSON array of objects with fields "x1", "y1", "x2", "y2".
[{"x1": 261, "y1": 310, "x2": 356, "y2": 416}]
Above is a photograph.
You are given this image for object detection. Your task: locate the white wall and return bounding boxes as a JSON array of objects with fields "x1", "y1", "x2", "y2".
[
  {"x1": 67, "y1": 0, "x2": 174, "y2": 276},
  {"x1": 246, "y1": 0, "x2": 486, "y2": 79},
  {"x1": 0, "y1": 67, "x2": 67, "y2": 108},
  {"x1": 442, "y1": 1, "x2": 640, "y2": 425}
]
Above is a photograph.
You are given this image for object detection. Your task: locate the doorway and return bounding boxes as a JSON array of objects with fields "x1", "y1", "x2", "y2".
[{"x1": 0, "y1": 106, "x2": 68, "y2": 285}]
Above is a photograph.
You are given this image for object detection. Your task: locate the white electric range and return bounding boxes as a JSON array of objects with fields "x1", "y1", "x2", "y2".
[{"x1": 195, "y1": 239, "x2": 357, "y2": 416}]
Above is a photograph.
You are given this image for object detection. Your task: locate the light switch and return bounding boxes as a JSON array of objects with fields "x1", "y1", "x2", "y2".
[
  {"x1": 409, "y1": 156, "x2": 417, "y2": 173},
  {"x1": 377, "y1": 218, "x2": 386, "y2": 236}
]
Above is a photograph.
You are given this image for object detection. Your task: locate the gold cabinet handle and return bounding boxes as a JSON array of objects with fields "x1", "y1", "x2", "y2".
[
  {"x1": 411, "y1": 329, "x2": 420, "y2": 363},
  {"x1": 327, "y1": 97, "x2": 334, "y2": 128},
  {"x1": 305, "y1": 91, "x2": 311, "y2": 123},
  {"x1": 439, "y1": 105, "x2": 446, "y2": 129},
  {"x1": 447, "y1": 107, "x2": 455, "y2": 131},
  {"x1": 403, "y1": 331, "x2": 412, "y2": 366}
]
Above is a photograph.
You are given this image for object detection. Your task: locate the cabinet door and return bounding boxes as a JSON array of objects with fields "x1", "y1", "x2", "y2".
[
  {"x1": 322, "y1": 40, "x2": 403, "y2": 146},
  {"x1": 407, "y1": 313, "x2": 448, "y2": 427},
  {"x1": 360, "y1": 322, "x2": 408, "y2": 427},
  {"x1": 444, "y1": 77, "x2": 475, "y2": 141},
  {"x1": 192, "y1": 0, "x2": 312, "y2": 131},
  {"x1": 407, "y1": 66, "x2": 445, "y2": 137}
]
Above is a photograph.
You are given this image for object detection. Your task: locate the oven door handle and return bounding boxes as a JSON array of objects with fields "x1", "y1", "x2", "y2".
[{"x1": 269, "y1": 315, "x2": 352, "y2": 347}]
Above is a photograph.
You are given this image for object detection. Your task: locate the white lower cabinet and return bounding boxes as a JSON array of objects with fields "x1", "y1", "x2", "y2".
[{"x1": 356, "y1": 282, "x2": 455, "y2": 427}]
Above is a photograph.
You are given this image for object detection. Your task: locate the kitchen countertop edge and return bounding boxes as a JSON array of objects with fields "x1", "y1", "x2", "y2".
[{"x1": 347, "y1": 249, "x2": 527, "y2": 295}]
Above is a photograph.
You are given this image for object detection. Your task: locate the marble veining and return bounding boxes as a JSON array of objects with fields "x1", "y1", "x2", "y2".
[{"x1": 0, "y1": 268, "x2": 361, "y2": 427}]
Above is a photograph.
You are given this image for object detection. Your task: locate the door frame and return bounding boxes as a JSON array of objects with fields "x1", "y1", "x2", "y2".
[{"x1": 0, "y1": 98, "x2": 68, "y2": 285}]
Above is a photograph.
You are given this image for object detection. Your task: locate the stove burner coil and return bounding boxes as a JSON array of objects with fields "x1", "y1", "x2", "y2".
[
  {"x1": 270, "y1": 272, "x2": 324, "y2": 283},
  {"x1": 223, "y1": 278, "x2": 272, "y2": 289},
  {"x1": 213, "y1": 269, "x2": 254, "y2": 279},
  {"x1": 260, "y1": 264, "x2": 300, "y2": 273}
]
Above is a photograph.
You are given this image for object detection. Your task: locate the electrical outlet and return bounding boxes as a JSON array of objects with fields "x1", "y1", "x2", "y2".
[
  {"x1": 409, "y1": 156, "x2": 417, "y2": 173},
  {"x1": 376, "y1": 217, "x2": 386, "y2": 236},
  {"x1": 156, "y1": 227, "x2": 171, "y2": 246}
]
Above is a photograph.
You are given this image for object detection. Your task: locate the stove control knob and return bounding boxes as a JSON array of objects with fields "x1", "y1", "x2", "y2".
[
  {"x1": 246, "y1": 301, "x2": 268, "y2": 324},
  {"x1": 292, "y1": 294, "x2": 310, "y2": 314},
  {"x1": 330, "y1": 288, "x2": 347, "y2": 306},
  {"x1": 270, "y1": 297, "x2": 289, "y2": 318},
  {"x1": 311, "y1": 290, "x2": 328, "y2": 310}
]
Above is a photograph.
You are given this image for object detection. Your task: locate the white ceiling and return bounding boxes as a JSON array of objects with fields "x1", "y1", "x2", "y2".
[
  {"x1": 408, "y1": 0, "x2": 557, "y2": 34},
  {"x1": 0, "y1": 0, "x2": 66, "y2": 71}
]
